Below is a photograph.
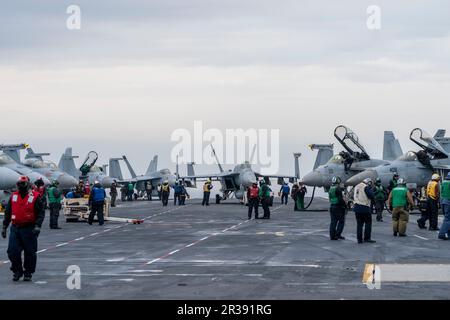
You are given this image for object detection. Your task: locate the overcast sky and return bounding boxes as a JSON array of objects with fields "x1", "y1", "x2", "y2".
[{"x1": 0, "y1": 0, "x2": 449, "y2": 179}]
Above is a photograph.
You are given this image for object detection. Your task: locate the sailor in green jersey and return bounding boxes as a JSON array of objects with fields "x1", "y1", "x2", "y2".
[
  {"x1": 388, "y1": 178, "x2": 414, "y2": 237},
  {"x1": 328, "y1": 176, "x2": 347, "y2": 241},
  {"x1": 259, "y1": 180, "x2": 271, "y2": 219},
  {"x1": 47, "y1": 180, "x2": 62, "y2": 229},
  {"x1": 438, "y1": 173, "x2": 450, "y2": 240},
  {"x1": 373, "y1": 178, "x2": 387, "y2": 222},
  {"x1": 388, "y1": 173, "x2": 399, "y2": 194}
]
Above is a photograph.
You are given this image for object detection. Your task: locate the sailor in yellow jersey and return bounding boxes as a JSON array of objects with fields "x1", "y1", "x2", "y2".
[
  {"x1": 417, "y1": 174, "x2": 440, "y2": 231},
  {"x1": 202, "y1": 180, "x2": 213, "y2": 206}
]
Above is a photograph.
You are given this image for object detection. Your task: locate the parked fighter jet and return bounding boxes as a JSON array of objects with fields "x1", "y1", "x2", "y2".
[
  {"x1": 108, "y1": 155, "x2": 180, "y2": 196},
  {"x1": 19, "y1": 148, "x2": 78, "y2": 189},
  {"x1": 58, "y1": 148, "x2": 115, "y2": 188},
  {"x1": 184, "y1": 145, "x2": 299, "y2": 204},
  {"x1": 300, "y1": 126, "x2": 402, "y2": 190},
  {"x1": 346, "y1": 128, "x2": 450, "y2": 188},
  {"x1": 0, "y1": 166, "x2": 21, "y2": 190},
  {"x1": 0, "y1": 151, "x2": 50, "y2": 185}
]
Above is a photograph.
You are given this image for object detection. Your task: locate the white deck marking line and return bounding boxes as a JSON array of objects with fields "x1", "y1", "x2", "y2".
[
  {"x1": 36, "y1": 206, "x2": 186, "y2": 259},
  {"x1": 0, "y1": 205, "x2": 191, "y2": 269},
  {"x1": 143, "y1": 211, "x2": 258, "y2": 266},
  {"x1": 413, "y1": 235, "x2": 429, "y2": 240},
  {"x1": 146, "y1": 258, "x2": 161, "y2": 265}
]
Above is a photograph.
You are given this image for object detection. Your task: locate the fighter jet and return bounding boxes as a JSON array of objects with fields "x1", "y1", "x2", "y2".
[
  {"x1": 58, "y1": 148, "x2": 115, "y2": 188},
  {"x1": 108, "y1": 155, "x2": 179, "y2": 195},
  {"x1": 0, "y1": 151, "x2": 51, "y2": 186},
  {"x1": 301, "y1": 125, "x2": 403, "y2": 190},
  {"x1": 14, "y1": 148, "x2": 78, "y2": 190},
  {"x1": 184, "y1": 145, "x2": 299, "y2": 204},
  {"x1": 0, "y1": 166, "x2": 21, "y2": 190},
  {"x1": 346, "y1": 128, "x2": 450, "y2": 188}
]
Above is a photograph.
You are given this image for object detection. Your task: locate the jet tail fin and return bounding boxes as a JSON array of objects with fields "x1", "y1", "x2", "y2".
[
  {"x1": 434, "y1": 130, "x2": 450, "y2": 153},
  {"x1": 309, "y1": 144, "x2": 334, "y2": 170},
  {"x1": 187, "y1": 162, "x2": 196, "y2": 177},
  {"x1": 434, "y1": 129, "x2": 446, "y2": 139},
  {"x1": 383, "y1": 131, "x2": 403, "y2": 161},
  {"x1": 58, "y1": 147, "x2": 80, "y2": 178},
  {"x1": 25, "y1": 148, "x2": 50, "y2": 160},
  {"x1": 122, "y1": 155, "x2": 137, "y2": 178},
  {"x1": 0, "y1": 143, "x2": 28, "y2": 163},
  {"x1": 145, "y1": 155, "x2": 158, "y2": 175},
  {"x1": 109, "y1": 158, "x2": 123, "y2": 180},
  {"x1": 183, "y1": 162, "x2": 197, "y2": 188},
  {"x1": 3, "y1": 150, "x2": 20, "y2": 163}
]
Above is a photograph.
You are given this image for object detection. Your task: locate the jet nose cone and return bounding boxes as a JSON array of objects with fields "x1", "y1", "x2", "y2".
[
  {"x1": 300, "y1": 171, "x2": 322, "y2": 187},
  {"x1": 101, "y1": 176, "x2": 115, "y2": 188},
  {"x1": 57, "y1": 174, "x2": 78, "y2": 189},
  {"x1": 0, "y1": 168, "x2": 21, "y2": 190},
  {"x1": 346, "y1": 170, "x2": 378, "y2": 186}
]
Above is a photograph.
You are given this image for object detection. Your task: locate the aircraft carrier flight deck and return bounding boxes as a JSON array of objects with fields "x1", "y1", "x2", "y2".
[{"x1": 1, "y1": 197, "x2": 449, "y2": 300}]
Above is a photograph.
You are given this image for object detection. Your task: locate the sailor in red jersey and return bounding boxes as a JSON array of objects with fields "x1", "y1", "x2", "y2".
[{"x1": 2, "y1": 176, "x2": 45, "y2": 282}]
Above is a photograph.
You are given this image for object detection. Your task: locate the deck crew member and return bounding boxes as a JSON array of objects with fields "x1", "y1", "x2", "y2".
[
  {"x1": 2, "y1": 176, "x2": 45, "y2": 282},
  {"x1": 47, "y1": 180, "x2": 62, "y2": 229},
  {"x1": 353, "y1": 178, "x2": 376, "y2": 244},
  {"x1": 247, "y1": 182, "x2": 260, "y2": 219},
  {"x1": 388, "y1": 178, "x2": 414, "y2": 237},
  {"x1": 328, "y1": 176, "x2": 347, "y2": 240},
  {"x1": 110, "y1": 181, "x2": 118, "y2": 207},
  {"x1": 279, "y1": 182, "x2": 290, "y2": 205},
  {"x1": 418, "y1": 174, "x2": 440, "y2": 230},
  {"x1": 259, "y1": 180, "x2": 271, "y2": 219},
  {"x1": 373, "y1": 178, "x2": 387, "y2": 222},
  {"x1": 88, "y1": 181, "x2": 106, "y2": 226},
  {"x1": 438, "y1": 173, "x2": 450, "y2": 240},
  {"x1": 202, "y1": 180, "x2": 213, "y2": 206},
  {"x1": 161, "y1": 180, "x2": 170, "y2": 206}
]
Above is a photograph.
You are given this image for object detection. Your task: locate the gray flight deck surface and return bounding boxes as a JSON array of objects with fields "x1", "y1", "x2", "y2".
[{"x1": 0, "y1": 197, "x2": 449, "y2": 300}]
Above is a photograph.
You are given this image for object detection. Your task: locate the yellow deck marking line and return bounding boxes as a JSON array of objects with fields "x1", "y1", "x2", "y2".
[{"x1": 362, "y1": 263, "x2": 375, "y2": 283}]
